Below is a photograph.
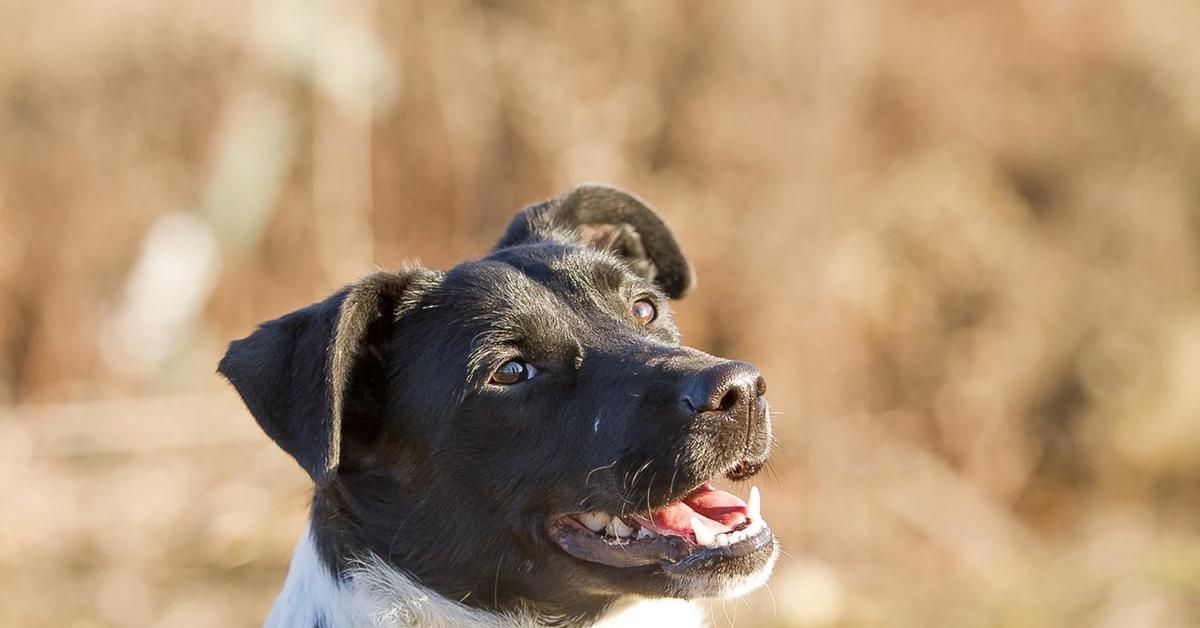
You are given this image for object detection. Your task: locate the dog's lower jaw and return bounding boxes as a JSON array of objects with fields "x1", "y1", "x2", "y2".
[
  {"x1": 667, "y1": 541, "x2": 780, "y2": 601},
  {"x1": 269, "y1": 524, "x2": 709, "y2": 628}
]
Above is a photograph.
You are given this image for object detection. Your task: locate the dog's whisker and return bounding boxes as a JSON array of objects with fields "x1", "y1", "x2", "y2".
[
  {"x1": 628, "y1": 459, "x2": 653, "y2": 493},
  {"x1": 668, "y1": 464, "x2": 681, "y2": 502},
  {"x1": 762, "y1": 460, "x2": 785, "y2": 491},
  {"x1": 720, "y1": 597, "x2": 734, "y2": 627},
  {"x1": 763, "y1": 581, "x2": 778, "y2": 620},
  {"x1": 644, "y1": 471, "x2": 658, "y2": 514},
  {"x1": 771, "y1": 438, "x2": 796, "y2": 470},
  {"x1": 492, "y1": 554, "x2": 504, "y2": 609},
  {"x1": 584, "y1": 459, "x2": 618, "y2": 489}
]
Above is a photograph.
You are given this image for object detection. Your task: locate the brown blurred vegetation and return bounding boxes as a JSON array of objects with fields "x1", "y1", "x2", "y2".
[{"x1": 2, "y1": 1, "x2": 1200, "y2": 626}]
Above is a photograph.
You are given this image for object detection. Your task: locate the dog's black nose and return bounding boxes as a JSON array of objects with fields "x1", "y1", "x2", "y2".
[{"x1": 681, "y1": 361, "x2": 766, "y2": 416}]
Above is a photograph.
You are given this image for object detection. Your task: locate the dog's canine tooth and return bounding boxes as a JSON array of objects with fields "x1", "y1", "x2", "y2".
[
  {"x1": 578, "y1": 511, "x2": 612, "y2": 532},
  {"x1": 748, "y1": 485, "x2": 761, "y2": 521},
  {"x1": 691, "y1": 517, "x2": 716, "y2": 546},
  {"x1": 636, "y1": 526, "x2": 657, "y2": 540},
  {"x1": 606, "y1": 517, "x2": 634, "y2": 538}
]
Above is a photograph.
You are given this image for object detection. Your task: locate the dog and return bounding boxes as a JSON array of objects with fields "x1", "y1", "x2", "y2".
[{"x1": 219, "y1": 184, "x2": 778, "y2": 627}]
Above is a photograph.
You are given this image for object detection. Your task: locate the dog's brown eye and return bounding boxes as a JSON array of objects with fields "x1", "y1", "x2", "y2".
[
  {"x1": 491, "y1": 359, "x2": 537, "y2": 385},
  {"x1": 631, "y1": 299, "x2": 657, "y2": 325}
]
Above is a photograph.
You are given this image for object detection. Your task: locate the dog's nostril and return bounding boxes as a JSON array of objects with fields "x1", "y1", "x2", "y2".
[
  {"x1": 682, "y1": 361, "x2": 764, "y2": 416},
  {"x1": 716, "y1": 387, "x2": 742, "y2": 412}
]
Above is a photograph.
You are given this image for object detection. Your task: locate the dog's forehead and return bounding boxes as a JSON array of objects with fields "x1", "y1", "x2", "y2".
[
  {"x1": 442, "y1": 244, "x2": 644, "y2": 310},
  {"x1": 489, "y1": 243, "x2": 636, "y2": 292}
]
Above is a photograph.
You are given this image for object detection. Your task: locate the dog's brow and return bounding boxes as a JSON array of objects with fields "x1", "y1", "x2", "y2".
[
  {"x1": 462, "y1": 307, "x2": 575, "y2": 381},
  {"x1": 465, "y1": 327, "x2": 522, "y2": 381},
  {"x1": 550, "y1": 252, "x2": 630, "y2": 294}
]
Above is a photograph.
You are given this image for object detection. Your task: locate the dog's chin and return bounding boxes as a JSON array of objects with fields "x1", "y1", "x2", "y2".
[{"x1": 545, "y1": 480, "x2": 778, "y2": 600}]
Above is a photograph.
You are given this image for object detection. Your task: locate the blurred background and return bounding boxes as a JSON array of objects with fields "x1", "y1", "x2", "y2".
[{"x1": 2, "y1": 1, "x2": 1199, "y2": 626}]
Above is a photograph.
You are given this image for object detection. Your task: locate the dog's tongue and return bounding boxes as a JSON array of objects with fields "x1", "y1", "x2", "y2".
[{"x1": 635, "y1": 483, "x2": 748, "y2": 540}]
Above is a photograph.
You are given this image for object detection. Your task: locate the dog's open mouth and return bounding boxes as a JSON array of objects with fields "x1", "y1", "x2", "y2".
[{"x1": 547, "y1": 483, "x2": 772, "y2": 572}]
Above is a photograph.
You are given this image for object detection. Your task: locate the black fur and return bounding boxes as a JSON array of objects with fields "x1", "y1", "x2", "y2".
[{"x1": 219, "y1": 184, "x2": 773, "y2": 624}]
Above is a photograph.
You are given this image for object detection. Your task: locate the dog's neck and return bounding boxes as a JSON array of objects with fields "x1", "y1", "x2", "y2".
[
  {"x1": 269, "y1": 523, "x2": 534, "y2": 628},
  {"x1": 305, "y1": 471, "x2": 680, "y2": 626},
  {"x1": 269, "y1": 523, "x2": 706, "y2": 628},
  {"x1": 308, "y1": 471, "x2": 611, "y2": 621}
]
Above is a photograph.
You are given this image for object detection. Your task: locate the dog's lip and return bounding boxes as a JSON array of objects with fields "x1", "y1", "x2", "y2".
[
  {"x1": 548, "y1": 518, "x2": 694, "y2": 568},
  {"x1": 546, "y1": 483, "x2": 772, "y2": 570}
]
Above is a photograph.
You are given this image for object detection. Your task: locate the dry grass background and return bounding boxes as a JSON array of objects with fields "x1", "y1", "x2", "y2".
[{"x1": 2, "y1": 1, "x2": 1200, "y2": 626}]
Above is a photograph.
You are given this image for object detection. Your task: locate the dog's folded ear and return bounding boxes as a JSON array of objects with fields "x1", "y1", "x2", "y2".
[
  {"x1": 495, "y1": 183, "x2": 695, "y2": 298},
  {"x1": 218, "y1": 268, "x2": 427, "y2": 484}
]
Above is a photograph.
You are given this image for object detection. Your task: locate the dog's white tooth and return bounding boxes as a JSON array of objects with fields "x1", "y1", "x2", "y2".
[
  {"x1": 747, "y1": 485, "x2": 761, "y2": 521},
  {"x1": 691, "y1": 517, "x2": 716, "y2": 546},
  {"x1": 607, "y1": 517, "x2": 634, "y2": 538},
  {"x1": 578, "y1": 511, "x2": 611, "y2": 532},
  {"x1": 717, "y1": 533, "x2": 731, "y2": 547},
  {"x1": 636, "y1": 526, "x2": 657, "y2": 540}
]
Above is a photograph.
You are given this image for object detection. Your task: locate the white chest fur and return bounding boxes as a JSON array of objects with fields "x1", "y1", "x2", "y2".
[{"x1": 266, "y1": 526, "x2": 707, "y2": 628}]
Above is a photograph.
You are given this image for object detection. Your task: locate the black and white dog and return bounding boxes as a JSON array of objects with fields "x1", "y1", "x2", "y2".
[{"x1": 219, "y1": 185, "x2": 778, "y2": 627}]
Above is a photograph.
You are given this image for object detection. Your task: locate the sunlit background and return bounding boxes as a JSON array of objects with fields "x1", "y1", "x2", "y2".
[{"x1": 2, "y1": 1, "x2": 1200, "y2": 626}]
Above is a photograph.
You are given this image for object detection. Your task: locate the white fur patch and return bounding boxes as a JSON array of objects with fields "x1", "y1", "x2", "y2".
[
  {"x1": 592, "y1": 598, "x2": 706, "y2": 628},
  {"x1": 267, "y1": 526, "x2": 709, "y2": 628}
]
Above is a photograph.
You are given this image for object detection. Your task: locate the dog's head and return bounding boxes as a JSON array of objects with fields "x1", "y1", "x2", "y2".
[{"x1": 219, "y1": 184, "x2": 777, "y2": 619}]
